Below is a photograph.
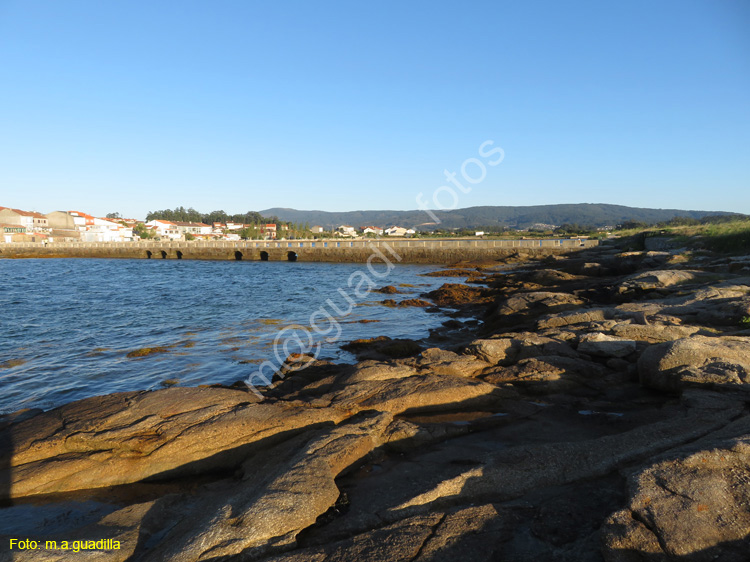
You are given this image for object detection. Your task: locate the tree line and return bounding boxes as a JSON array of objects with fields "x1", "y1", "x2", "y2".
[{"x1": 144, "y1": 207, "x2": 275, "y2": 225}]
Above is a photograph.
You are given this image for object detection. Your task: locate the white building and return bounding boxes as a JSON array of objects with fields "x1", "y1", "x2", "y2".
[
  {"x1": 0, "y1": 208, "x2": 49, "y2": 232},
  {"x1": 361, "y1": 226, "x2": 384, "y2": 236},
  {"x1": 385, "y1": 226, "x2": 407, "y2": 236},
  {"x1": 173, "y1": 221, "x2": 212, "y2": 236},
  {"x1": 336, "y1": 225, "x2": 358, "y2": 237},
  {"x1": 46, "y1": 210, "x2": 133, "y2": 241},
  {"x1": 145, "y1": 220, "x2": 182, "y2": 240}
]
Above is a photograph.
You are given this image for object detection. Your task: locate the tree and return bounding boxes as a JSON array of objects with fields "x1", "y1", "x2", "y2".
[
  {"x1": 239, "y1": 227, "x2": 259, "y2": 240},
  {"x1": 106, "y1": 212, "x2": 122, "y2": 219},
  {"x1": 133, "y1": 223, "x2": 154, "y2": 239},
  {"x1": 185, "y1": 232, "x2": 195, "y2": 241}
]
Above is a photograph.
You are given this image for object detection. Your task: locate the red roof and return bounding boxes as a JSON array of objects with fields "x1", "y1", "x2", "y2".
[{"x1": 4, "y1": 208, "x2": 47, "y2": 219}]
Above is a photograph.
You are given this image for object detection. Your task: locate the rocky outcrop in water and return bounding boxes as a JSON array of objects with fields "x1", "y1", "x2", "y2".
[{"x1": 1, "y1": 244, "x2": 749, "y2": 561}]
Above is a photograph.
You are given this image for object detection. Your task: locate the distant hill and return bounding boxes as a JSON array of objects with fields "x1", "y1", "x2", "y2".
[{"x1": 261, "y1": 204, "x2": 741, "y2": 230}]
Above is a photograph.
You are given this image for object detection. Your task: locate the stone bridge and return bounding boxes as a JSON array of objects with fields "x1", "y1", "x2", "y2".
[{"x1": 0, "y1": 237, "x2": 598, "y2": 264}]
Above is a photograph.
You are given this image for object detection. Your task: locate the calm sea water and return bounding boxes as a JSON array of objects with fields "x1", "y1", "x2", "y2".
[{"x1": 0, "y1": 258, "x2": 456, "y2": 415}]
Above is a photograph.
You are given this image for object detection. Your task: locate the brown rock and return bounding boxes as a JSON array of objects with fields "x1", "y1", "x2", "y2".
[
  {"x1": 638, "y1": 336, "x2": 750, "y2": 392},
  {"x1": 425, "y1": 283, "x2": 490, "y2": 306},
  {"x1": 0, "y1": 387, "x2": 345, "y2": 499},
  {"x1": 602, "y1": 416, "x2": 750, "y2": 561},
  {"x1": 578, "y1": 333, "x2": 637, "y2": 358}
]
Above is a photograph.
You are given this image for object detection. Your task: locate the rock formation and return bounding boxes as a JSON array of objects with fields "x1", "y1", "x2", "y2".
[{"x1": 1, "y1": 243, "x2": 749, "y2": 561}]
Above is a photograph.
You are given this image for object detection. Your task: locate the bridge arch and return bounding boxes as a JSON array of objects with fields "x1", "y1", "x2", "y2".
[
  {"x1": 260, "y1": 251, "x2": 269, "y2": 261},
  {"x1": 287, "y1": 251, "x2": 297, "y2": 262}
]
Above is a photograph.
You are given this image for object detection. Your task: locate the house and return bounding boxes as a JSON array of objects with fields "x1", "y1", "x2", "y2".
[
  {"x1": 261, "y1": 224, "x2": 277, "y2": 240},
  {"x1": 360, "y1": 226, "x2": 384, "y2": 236},
  {"x1": 475, "y1": 231, "x2": 485, "y2": 237},
  {"x1": 0, "y1": 208, "x2": 49, "y2": 232},
  {"x1": 226, "y1": 222, "x2": 244, "y2": 231},
  {"x1": 145, "y1": 220, "x2": 182, "y2": 240},
  {"x1": 48, "y1": 210, "x2": 99, "y2": 229},
  {"x1": 310, "y1": 225, "x2": 325, "y2": 234},
  {"x1": 173, "y1": 221, "x2": 212, "y2": 236},
  {"x1": 385, "y1": 226, "x2": 408, "y2": 236},
  {"x1": 1, "y1": 224, "x2": 26, "y2": 243},
  {"x1": 336, "y1": 225, "x2": 358, "y2": 237},
  {"x1": 47, "y1": 211, "x2": 133, "y2": 242}
]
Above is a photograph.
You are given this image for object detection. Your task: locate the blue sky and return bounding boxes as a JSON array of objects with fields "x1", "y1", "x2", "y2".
[{"x1": 1, "y1": 0, "x2": 748, "y2": 219}]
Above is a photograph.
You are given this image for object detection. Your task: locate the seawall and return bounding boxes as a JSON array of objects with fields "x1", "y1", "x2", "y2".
[{"x1": 0, "y1": 238, "x2": 598, "y2": 264}]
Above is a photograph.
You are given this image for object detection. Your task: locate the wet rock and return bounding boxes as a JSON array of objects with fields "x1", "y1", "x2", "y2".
[
  {"x1": 421, "y1": 268, "x2": 480, "y2": 278},
  {"x1": 375, "y1": 285, "x2": 401, "y2": 294},
  {"x1": 398, "y1": 298, "x2": 433, "y2": 307},
  {"x1": 524, "y1": 269, "x2": 582, "y2": 285},
  {"x1": 341, "y1": 336, "x2": 422, "y2": 360},
  {"x1": 638, "y1": 336, "x2": 750, "y2": 392},
  {"x1": 425, "y1": 283, "x2": 490, "y2": 306}
]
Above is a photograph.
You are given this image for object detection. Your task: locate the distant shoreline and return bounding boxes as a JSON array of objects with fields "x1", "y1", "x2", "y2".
[{"x1": 0, "y1": 237, "x2": 598, "y2": 264}]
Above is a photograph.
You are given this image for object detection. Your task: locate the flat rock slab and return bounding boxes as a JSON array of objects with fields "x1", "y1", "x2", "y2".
[
  {"x1": 602, "y1": 416, "x2": 750, "y2": 561},
  {"x1": 0, "y1": 387, "x2": 346, "y2": 499}
]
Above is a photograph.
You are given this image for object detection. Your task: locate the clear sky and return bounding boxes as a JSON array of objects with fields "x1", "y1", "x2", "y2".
[{"x1": 1, "y1": 0, "x2": 748, "y2": 219}]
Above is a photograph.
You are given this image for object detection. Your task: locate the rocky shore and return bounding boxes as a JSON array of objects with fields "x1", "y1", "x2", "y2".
[{"x1": 1, "y1": 242, "x2": 749, "y2": 561}]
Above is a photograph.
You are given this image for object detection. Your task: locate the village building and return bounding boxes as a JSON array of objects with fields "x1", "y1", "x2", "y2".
[
  {"x1": 172, "y1": 221, "x2": 212, "y2": 237},
  {"x1": 1, "y1": 224, "x2": 27, "y2": 243},
  {"x1": 145, "y1": 220, "x2": 182, "y2": 240},
  {"x1": 0, "y1": 208, "x2": 49, "y2": 232},
  {"x1": 385, "y1": 226, "x2": 407, "y2": 236},
  {"x1": 261, "y1": 223, "x2": 277, "y2": 239},
  {"x1": 336, "y1": 225, "x2": 358, "y2": 237},
  {"x1": 46, "y1": 211, "x2": 133, "y2": 242}
]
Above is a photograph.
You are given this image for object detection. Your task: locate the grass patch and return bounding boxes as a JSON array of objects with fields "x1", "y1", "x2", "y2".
[{"x1": 631, "y1": 219, "x2": 750, "y2": 253}]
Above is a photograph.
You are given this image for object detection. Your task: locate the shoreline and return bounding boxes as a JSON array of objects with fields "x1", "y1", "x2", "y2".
[
  {"x1": 1, "y1": 243, "x2": 749, "y2": 560},
  {"x1": 0, "y1": 237, "x2": 597, "y2": 264}
]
